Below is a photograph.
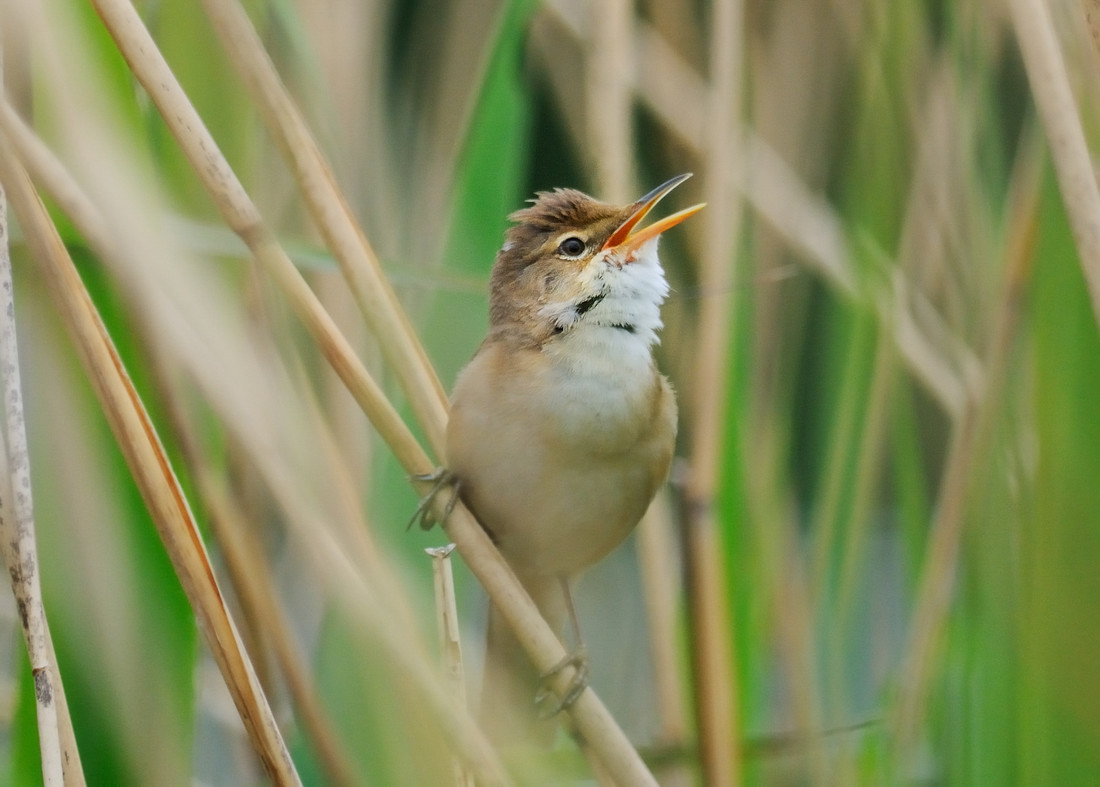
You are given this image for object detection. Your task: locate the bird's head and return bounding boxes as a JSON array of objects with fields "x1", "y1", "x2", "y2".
[{"x1": 488, "y1": 174, "x2": 703, "y2": 347}]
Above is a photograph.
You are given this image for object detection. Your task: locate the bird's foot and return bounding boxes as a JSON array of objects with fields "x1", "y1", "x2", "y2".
[
  {"x1": 535, "y1": 645, "x2": 590, "y2": 718},
  {"x1": 407, "y1": 468, "x2": 460, "y2": 531}
]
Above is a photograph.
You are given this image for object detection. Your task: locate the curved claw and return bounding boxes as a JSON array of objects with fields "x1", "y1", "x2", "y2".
[
  {"x1": 407, "y1": 468, "x2": 461, "y2": 531},
  {"x1": 535, "y1": 645, "x2": 590, "y2": 718}
]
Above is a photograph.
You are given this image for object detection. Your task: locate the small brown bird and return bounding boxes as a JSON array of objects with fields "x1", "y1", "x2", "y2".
[{"x1": 434, "y1": 174, "x2": 701, "y2": 747}]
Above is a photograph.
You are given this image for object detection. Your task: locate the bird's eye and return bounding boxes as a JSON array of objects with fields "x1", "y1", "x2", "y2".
[{"x1": 558, "y1": 237, "x2": 587, "y2": 258}]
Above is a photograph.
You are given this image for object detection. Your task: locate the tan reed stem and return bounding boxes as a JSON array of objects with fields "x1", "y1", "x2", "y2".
[
  {"x1": 680, "y1": 0, "x2": 744, "y2": 783},
  {"x1": 427, "y1": 545, "x2": 475, "y2": 787},
  {"x1": 196, "y1": 0, "x2": 450, "y2": 457},
  {"x1": 0, "y1": 48, "x2": 74, "y2": 787}
]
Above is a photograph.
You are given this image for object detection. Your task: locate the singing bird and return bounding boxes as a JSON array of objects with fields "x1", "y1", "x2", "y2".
[{"x1": 430, "y1": 174, "x2": 702, "y2": 747}]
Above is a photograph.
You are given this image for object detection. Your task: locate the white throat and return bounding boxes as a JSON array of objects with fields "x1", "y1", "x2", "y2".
[{"x1": 539, "y1": 237, "x2": 670, "y2": 348}]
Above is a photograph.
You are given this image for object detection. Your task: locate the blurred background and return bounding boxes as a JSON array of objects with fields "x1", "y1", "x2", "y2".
[{"x1": 2, "y1": 0, "x2": 1100, "y2": 784}]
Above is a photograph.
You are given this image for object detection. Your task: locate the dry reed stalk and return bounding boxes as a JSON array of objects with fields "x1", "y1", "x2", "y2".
[
  {"x1": 426, "y1": 545, "x2": 475, "y2": 787},
  {"x1": 0, "y1": 140, "x2": 301, "y2": 786},
  {"x1": 0, "y1": 321, "x2": 67, "y2": 787},
  {"x1": 677, "y1": 1, "x2": 744, "y2": 784},
  {"x1": 40, "y1": 620, "x2": 83, "y2": 786},
  {"x1": 81, "y1": 1, "x2": 655, "y2": 781},
  {"x1": 1009, "y1": 0, "x2": 1100, "y2": 327},
  {"x1": 634, "y1": 494, "x2": 689, "y2": 750},
  {"x1": 0, "y1": 460, "x2": 66, "y2": 787},
  {"x1": 312, "y1": 273, "x2": 374, "y2": 503},
  {"x1": 0, "y1": 51, "x2": 72, "y2": 787},
  {"x1": 586, "y1": 0, "x2": 634, "y2": 201}
]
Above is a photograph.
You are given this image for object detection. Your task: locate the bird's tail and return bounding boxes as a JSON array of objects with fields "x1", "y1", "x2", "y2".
[{"x1": 480, "y1": 575, "x2": 566, "y2": 749}]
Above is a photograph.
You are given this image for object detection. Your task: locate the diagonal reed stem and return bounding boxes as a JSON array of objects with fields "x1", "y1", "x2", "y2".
[{"x1": 197, "y1": 0, "x2": 450, "y2": 457}]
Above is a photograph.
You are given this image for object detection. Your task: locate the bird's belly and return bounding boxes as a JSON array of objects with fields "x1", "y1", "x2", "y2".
[{"x1": 471, "y1": 449, "x2": 656, "y2": 577}]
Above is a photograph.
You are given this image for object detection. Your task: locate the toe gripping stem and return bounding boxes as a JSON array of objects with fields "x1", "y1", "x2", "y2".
[
  {"x1": 407, "y1": 468, "x2": 461, "y2": 531},
  {"x1": 535, "y1": 645, "x2": 590, "y2": 718}
]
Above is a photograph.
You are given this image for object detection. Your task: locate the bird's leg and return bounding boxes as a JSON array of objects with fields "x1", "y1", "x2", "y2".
[
  {"x1": 406, "y1": 468, "x2": 461, "y2": 531},
  {"x1": 535, "y1": 575, "x2": 590, "y2": 717}
]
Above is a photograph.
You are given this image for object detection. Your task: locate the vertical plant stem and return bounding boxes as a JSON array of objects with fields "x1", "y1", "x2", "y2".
[
  {"x1": 586, "y1": 0, "x2": 633, "y2": 200},
  {"x1": 426, "y1": 545, "x2": 474, "y2": 787},
  {"x1": 0, "y1": 174, "x2": 66, "y2": 787},
  {"x1": 635, "y1": 495, "x2": 689, "y2": 751},
  {"x1": 681, "y1": 0, "x2": 743, "y2": 784},
  {"x1": 0, "y1": 45, "x2": 74, "y2": 778}
]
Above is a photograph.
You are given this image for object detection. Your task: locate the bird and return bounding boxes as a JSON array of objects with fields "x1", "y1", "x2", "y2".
[{"x1": 420, "y1": 174, "x2": 702, "y2": 749}]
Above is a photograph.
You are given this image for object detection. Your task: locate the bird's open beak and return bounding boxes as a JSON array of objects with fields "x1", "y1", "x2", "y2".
[{"x1": 601, "y1": 173, "x2": 705, "y2": 256}]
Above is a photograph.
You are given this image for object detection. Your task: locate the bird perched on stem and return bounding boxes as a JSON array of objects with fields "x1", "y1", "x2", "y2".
[{"x1": 417, "y1": 174, "x2": 702, "y2": 749}]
